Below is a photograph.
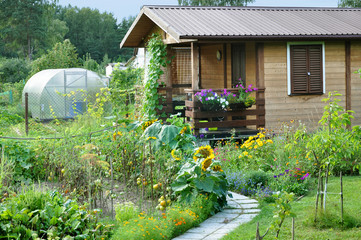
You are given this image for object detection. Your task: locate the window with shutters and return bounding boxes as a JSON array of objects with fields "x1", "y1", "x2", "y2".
[{"x1": 287, "y1": 43, "x2": 325, "y2": 95}]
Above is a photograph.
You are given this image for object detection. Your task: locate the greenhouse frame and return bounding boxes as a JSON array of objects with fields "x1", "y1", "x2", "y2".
[{"x1": 22, "y1": 68, "x2": 108, "y2": 120}]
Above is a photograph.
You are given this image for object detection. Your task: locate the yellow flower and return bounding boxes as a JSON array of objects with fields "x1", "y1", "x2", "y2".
[
  {"x1": 193, "y1": 145, "x2": 214, "y2": 162},
  {"x1": 146, "y1": 136, "x2": 157, "y2": 140},
  {"x1": 243, "y1": 151, "x2": 248, "y2": 156},
  {"x1": 201, "y1": 157, "x2": 212, "y2": 171},
  {"x1": 180, "y1": 126, "x2": 187, "y2": 134},
  {"x1": 267, "y1": 139, "x2": 273, "y2": 144},
  {"x1": 211, "y1": 165, "x2": 223, "y2": 172},
  {"x1": 171, "y1": 149, "x2": 181, "y2": 161}
]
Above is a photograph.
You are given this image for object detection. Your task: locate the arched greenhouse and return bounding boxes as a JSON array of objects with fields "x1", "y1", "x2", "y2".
[{"x1": 22, "y1": 68, "x2": 108, "y2": 120}]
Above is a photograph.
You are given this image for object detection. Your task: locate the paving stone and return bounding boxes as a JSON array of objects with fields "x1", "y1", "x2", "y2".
[
  {"x1": 172, "y1": 232, "x2": 207, "y2": 239},
  {"x1": 236, "y1": 199, "x2": 258, "y2": 204},
  {"x1": 210, "y1": 212, "x2": 240, "y2": 219},
  {"x1": 187, "y1": 226, "x2": 217, "y2": 234},
  {"x1": 202, "y1": 233, "x2": 227, "y2": 240},
  {"x1": 171, "y1": 192, "x2": 259, "y2": 240},
  {"x1": 243, "y1": 208, "x2": 261, "y2": 214},
  {"x1": 222, "y1": 209, "x2": 244, "y2": 214},
  {"x1": 241, "y1": 203, "x2": 259, "y2": 209},
  {"x1": 213, "y1": 227, "x2": 234, "y2": 234}
]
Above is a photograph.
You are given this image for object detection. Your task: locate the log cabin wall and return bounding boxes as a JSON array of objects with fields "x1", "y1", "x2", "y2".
[
  {"x1": 264, "y1": 41, "x2": 347, "y2": 132},
  {"x1": 351, "y1": 41, "x2": 361, "y2": 126},
  {"x1": 200, "y1": 44, "x2": 225, "y2": 89}
]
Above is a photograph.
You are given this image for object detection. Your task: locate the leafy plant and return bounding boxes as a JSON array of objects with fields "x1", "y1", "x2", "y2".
[
  {"x1": 0, "y1": 190, "x2": 113, "y2": 239},
  {"x1": 143, "y1": 33, "x2": 169, "y2": 117},
  {"x1": 171, "y1": 145, "x2": 229, "y2": 213}
]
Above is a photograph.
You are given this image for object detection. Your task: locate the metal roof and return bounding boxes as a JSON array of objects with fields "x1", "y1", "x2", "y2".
[{"x1": 120, "y1": 6, "x2": 361, "y2": 48}]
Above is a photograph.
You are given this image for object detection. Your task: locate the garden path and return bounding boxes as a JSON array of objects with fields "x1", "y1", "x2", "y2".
[{"x1": 172, "y1": 192, "x2": 260, "y2": 240}]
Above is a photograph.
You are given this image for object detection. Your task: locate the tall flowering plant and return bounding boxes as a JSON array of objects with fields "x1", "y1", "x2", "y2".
[
  {"x1": 234, "y1": 78, "x2": 258, "y2": 107},
  {"x1": 194, "y1": 89, "x2": 229, "y2": 111}
]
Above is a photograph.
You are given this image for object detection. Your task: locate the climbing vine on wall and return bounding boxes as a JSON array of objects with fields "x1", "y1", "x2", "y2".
[{"x1": 143, "y1": 33, "x2": 169, "y2": 117}]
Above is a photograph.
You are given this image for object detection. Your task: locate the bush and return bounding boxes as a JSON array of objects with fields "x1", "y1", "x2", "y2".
[
  {"x1": 30, "y1": 39, "x2": 80, "y2": 76},
  {"x1": 115, "y1": 202, "x2": 139, "y2": 223},
  {"x1": 0, "y1": 58, "x2": 31, "y2": 83},
  {"x1": 0, "y1": 190, "x2": 113, "y2": 239}
]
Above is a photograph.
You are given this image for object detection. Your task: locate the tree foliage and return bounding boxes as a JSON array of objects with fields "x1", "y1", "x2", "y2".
[
  {"x1": 338, "y1": 0, "x2": 361, "y2": 7},
  {"x1": 178, "y1": 0, "x2": 254, "y2": 6},
  {"x1": 59, "y1": 6, "x2": 123, "y2": 62},
  {"x1": 0, "y1": 0, "x2": 67, "y2": 60},
  {"x1": 30, "y1": 39, "x2": 79, "y2": 76}
]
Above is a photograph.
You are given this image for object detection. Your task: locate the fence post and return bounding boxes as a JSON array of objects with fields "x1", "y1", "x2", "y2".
[
  {"x1": 340, "y1": 172, "x2": 343, "y2": 225},
  {"x1": 9, "y1": 90, "x2": 13, "y2": 104},
  {"x1": 25, "y1": 93, "x2": 29, "y2": 136}
]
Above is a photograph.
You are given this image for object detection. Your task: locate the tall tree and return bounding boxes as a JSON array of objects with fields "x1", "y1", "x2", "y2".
[
  {"x1": 178, "y1": 0, "x2": 254, "y2": 6},
  {"x1": 0, "y1": 0, "x2": 60, "y2": 59},
  {"x1": 60, "y1": 6, "x2": 121, "y2": 62},
  {"x1": 118, "y1": 16, "x2": 136, "y2": 62},
  {"x1": 338, "y1": 0, "x2": 361, "y2": 7}
]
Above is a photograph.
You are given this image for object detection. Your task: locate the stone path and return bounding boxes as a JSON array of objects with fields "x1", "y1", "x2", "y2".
[{"x1": 172, "y1": 192, "x2": 260, "y2": 240}]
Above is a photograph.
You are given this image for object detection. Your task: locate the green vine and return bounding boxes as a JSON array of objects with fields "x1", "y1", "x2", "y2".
[{"x1": 144, "y1": 33, "x2": 168, "y2": 117}]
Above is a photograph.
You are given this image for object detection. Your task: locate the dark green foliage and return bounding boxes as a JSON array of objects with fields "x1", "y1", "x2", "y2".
[
  {"x1": 0, "y1": 58, "x2": 31, "y2": 83},
  {"x1": 178, "y1": 0, "x2": 254, "y2": 6},
  {"x1": 60, "y1": 6, "x2": 124, "y2": 62},
  {"x1": 0, "y1": 190, "x2": 113, "y2": 239},
  {"x1": 0, "y1": 141, "x2": 36, "y2": 183},
  {"x1": 118, "y1": 16, "x2": 136, "y2": 62},
  {"x1": 0, "y1": 0, "x2": 63, "y2": 59},
  {"x1": 338, "y1": 0, "x2": 361, "y2": 7},
  {"x1": 245, "y1": 170, "x2": 271, "y2": 188},
  {"x1": 30, "y1": 39, "x2": 80, "y2": 76},
  {"x1": 111, "y1": 66, "x2": 143, "y2": 90}
]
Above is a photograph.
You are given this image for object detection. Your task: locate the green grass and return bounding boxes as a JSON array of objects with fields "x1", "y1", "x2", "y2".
[{"x1": 222, "y1": 176, "x2": 361, "y2": 240}]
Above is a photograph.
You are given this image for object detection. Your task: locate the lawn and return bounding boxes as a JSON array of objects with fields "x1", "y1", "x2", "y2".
[{"x1": 222, "y1": 176, "x2": 361, "y2": 240}]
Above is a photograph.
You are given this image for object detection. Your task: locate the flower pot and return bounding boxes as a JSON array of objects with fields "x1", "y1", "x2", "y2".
[
  {"x1": 228, "y1": 102, "x2": 249, "y2": 111},
  {"x1": 201, "y1": 104, "x2": 223, "y2": 112}
]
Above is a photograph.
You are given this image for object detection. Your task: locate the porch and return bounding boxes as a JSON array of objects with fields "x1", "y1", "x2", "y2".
[{"x1": 157, "y1": 42, "x2": 266, "y2": 138}]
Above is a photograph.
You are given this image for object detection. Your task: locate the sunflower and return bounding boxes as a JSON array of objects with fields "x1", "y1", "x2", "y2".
[
  {"x1": 211, "y1": 165, "x2": 223, "y2": 172},
  {"x1": 201, "y1": 157, "x2": 212, "y2": 171},
  {"x1": 193, "y1": 145, "x2": 214, "y2": 162}
]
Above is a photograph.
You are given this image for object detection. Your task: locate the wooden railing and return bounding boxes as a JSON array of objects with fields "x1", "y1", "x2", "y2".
[{"x1": 184, "y1": 88, "x2": 265, "y2": 133}]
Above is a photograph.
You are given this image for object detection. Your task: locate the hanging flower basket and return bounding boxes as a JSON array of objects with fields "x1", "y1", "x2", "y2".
[{"x1": 228, "y1": 102, "x2": 248, "y2": 111}]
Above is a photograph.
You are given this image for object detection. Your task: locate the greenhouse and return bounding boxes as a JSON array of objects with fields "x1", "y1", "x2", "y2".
[{"x1": 22, "y1": 68, "x2": 108, "y2": 120}]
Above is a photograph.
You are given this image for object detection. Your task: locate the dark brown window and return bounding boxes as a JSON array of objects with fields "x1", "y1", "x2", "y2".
[{"x1": 290, "y1": 45, "x2": 323, "y2": 95}]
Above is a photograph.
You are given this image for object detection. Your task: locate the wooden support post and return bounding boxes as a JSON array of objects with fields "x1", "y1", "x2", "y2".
[
  {"x1": 292, "y1": 217, "x2": 295, "y2": 240},
  {"x1": 110, "y1": 157, "x2": 114, "y2": 219},
  {"x1": 320, "y1": 176, "x2": 324, "y2": 210},
  {"x1": 315, "y1": 168, "x2": 322, "y2": 222},
  {"x1": 323, "y1": 163, "x2": 330, "y2": 211},
  {"x1": 340, "y1": 171, "x2": 344, "y2": 225},
  {"x1": 166, "y1": 45, "x2": 173, "y2": 115},
  {"x1": 191, "y1": 42, "x2": 200, "y2": 92},
  {"x1": 223, "y1": 43, "x2": 227, "y2": 88},
  {"x1": 256, "y1": 43, "x2": 265, "y2": 129},
  {"x1": 25, "y1": 93, "x2": 29, "y2": 136}
]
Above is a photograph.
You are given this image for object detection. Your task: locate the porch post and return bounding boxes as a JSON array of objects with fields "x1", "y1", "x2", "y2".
[
  {"x1": 166, "y1": 45, "x2": 173, "y2": 114},
  {"x1": 256, "y1": 43, "x2": 265, "y2": 129},
  {"x1": 191, "y1": 42, "x2": 200, "y2": 91}
]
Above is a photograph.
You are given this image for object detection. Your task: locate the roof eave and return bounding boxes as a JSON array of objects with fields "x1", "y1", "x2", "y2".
[
  {"x1": 179, "y1": 35, "x2": 361, "y2": 41},
  {"x1": 120, "y1": 6, "x2": 183, "y2": 49}
]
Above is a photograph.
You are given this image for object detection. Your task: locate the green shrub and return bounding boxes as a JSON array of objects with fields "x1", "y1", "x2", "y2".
[
  {"x1": 115, "y1": 202, "x2": 139, "y2": 223},
  {"x1": 0, "y1": 190, "x2": 113, "y2": 239},
  {"x1": 0, "y1": 58, "x2": 31, "y2": 83}
]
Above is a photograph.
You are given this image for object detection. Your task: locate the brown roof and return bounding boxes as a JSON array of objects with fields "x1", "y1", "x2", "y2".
[{"x1": 121, "y1": 6, "x2": 361, "y2": 48}]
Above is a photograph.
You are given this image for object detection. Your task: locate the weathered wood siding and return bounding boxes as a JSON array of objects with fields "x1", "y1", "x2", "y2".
[
  {"x1": 351, "y1": 42, "x2": 361, "y2": 126},
  {"x1": 264, "y1": 42, "x2": 346, "y2": 131},
  {"x1": 200, "y1": 44, "x2": 225, "y2": 89}
]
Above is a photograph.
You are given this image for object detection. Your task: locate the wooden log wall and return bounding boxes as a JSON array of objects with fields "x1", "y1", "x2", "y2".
[
  {"x1": 351, "y1": 41, "x2": 361, "y2": 126},
  {"x1": 264, "y1": 42, "x2": 347, "y2": 132}
]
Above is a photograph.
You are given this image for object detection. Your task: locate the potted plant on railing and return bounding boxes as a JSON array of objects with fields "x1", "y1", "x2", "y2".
[
  {"x1": 227, "y1": 81, "x2": 258, "y2": 110},
  {"x1": 194, "y1": 89, "x2": 229, "y2": 111}
]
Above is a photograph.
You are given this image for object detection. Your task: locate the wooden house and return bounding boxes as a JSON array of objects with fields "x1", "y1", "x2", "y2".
[{"x1": 120, "y1": 5, "x2": 361, "y2": 137}]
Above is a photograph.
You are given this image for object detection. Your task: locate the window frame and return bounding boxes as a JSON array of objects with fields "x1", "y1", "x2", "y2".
[{"x1": 287, "y1": 42, "x2": 326, "y2": 96}]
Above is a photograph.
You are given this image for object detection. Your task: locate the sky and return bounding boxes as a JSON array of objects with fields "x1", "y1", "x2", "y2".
[{"x1": 57, "y1": 0, "x2": 339, "y2": 22}]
